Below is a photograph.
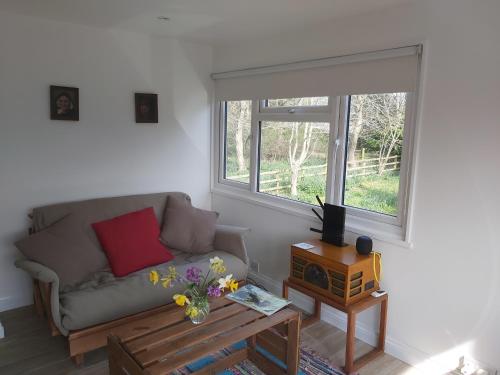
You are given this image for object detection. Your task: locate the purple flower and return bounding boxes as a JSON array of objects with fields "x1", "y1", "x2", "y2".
[
  {"x1": 207, "y1": 285, "x2": 222, "y2": 297},
  {"x1": 186, "y1": 266, "x2": 202, "y2": 284}
]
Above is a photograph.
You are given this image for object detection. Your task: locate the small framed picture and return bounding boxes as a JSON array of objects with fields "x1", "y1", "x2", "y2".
[
  {"x1": 135, "y1": 93, "x2": 158, "y2": 123},
  {"x1": 50, "y1": 85, "x2": 79, "y2": 121}
]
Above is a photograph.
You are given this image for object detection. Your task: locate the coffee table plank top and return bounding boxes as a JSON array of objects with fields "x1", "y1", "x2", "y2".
[
  {"x1": 136, "y1": 308, "x2": 263, "y2": 366},
  {"x1": 112, "y1": 298, "x2": 299, "y2": 375},
  {"x1": 108, "y1": 301, "x2": 301, "y2": 375},
  {"x1": 146, "y1": 307, "x2": 298, "y2": 375},
  {"x1": 127, "y1": 301, "x2": 247, "y2": 354},
  {"x1": 107, "y1": 303, "x2": 183, "y2": 343},
  {"x1": 112, "y1": 297, "x2": 233, "y2": 347}
]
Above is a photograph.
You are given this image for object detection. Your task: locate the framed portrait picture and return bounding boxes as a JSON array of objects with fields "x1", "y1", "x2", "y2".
[
  {"x1": 135, "y1": 93, "x2": 158, "y2": 123},
  {"x1": 50, "y1": 85, "x2": 79, "y2": 121}
]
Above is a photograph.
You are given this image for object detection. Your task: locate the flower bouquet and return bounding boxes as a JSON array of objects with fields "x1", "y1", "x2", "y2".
[{"x1": 149, "y1": 256, "x2": 238, "y2": 324}]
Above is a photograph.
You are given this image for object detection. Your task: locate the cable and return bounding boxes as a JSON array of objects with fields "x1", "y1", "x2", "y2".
[{"x1": 373, "y1": 251, "x2": 382, "y2": 283}]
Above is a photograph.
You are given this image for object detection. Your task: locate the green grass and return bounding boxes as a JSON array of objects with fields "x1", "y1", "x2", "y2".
[
  {"x1": 224, "y1": 157, "x2": 250, "y2": 183},
  {"x1": 258, "y1": 159, "x2": 327, "y2": 205},
  {"x1": 226, "y1": 157, "x2": 400, "y2": 215},
  {"x1": 344, "y1": 172, "x2": 400, "y2": 216}
]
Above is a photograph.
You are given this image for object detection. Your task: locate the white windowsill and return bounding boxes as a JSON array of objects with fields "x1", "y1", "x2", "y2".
[{"x1": 212, "y1": 185, "x2": 413, "y2": 249}]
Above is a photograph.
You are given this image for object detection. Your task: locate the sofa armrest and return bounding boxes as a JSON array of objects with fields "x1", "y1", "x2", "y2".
[
  {"x1": 14, "y1": 259, "x2": 68, "y2": 336},
  {"x1": 214, "y1": 225, "x2": 250, "y2": 265}
]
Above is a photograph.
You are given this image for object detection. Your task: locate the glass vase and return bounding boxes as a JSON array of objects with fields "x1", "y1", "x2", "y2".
[{"x1": 190, "y1": 297, "x2": 210, "y2": 324}]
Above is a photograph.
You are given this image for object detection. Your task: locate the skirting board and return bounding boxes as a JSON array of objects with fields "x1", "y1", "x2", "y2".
[
  {"x1": 248, "y1": 271, "x2": 495, "y2": 375},
  {"x1": 0, "y1": 295, "x2": 32, "y2": 313}
]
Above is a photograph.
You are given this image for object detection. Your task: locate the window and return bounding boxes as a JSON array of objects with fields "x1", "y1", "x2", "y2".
[
  {"x1": 259, "y1": 121, "x2": 330, "y2": 205},
  {"x1": 223, "y1": 100, "x2": 252, "y2": 184},
  {"x1": 217, "y1": 92, "x2": 415, "y2": 235},
  {"x1": 343, "y1": 93, "x2": 407, "y2": 216}
]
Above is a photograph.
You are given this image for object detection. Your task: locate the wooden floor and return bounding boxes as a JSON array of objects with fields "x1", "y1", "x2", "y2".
[{"x1": 0, "y1": 305, "x2": 422, "y2": 375}]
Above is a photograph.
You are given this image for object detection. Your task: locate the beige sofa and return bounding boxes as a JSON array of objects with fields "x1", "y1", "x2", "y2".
[{"x1": 15, "y1": 192, "x2": 249, "y2": 358}]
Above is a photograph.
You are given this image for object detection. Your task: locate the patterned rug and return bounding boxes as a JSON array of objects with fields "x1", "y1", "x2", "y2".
[{"x1": 172, "y1": 341, "x2": 349, "y2": 375}]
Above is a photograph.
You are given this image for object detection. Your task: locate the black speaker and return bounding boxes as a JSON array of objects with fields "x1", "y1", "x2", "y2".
[{"x1": 356, "y1": 236, "x2": 373, "y2": 255}]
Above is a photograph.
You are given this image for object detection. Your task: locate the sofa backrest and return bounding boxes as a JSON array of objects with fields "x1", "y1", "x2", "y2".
[{"x1": 31, "y1": 192, "x2": 191, "y2": 250}]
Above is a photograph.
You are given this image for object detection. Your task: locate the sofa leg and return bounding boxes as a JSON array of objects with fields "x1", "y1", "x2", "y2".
[
  {"x1": 72, "y1": 353, "x2": 84, "y2": 367},
  {"x1": 49, "y1": 319, "x2": 61, "y2": 337},
  {"x1": 38, "y1": 281, "x2": 61, "y2": 337},
  {"x1": 33, "y1": 280, "x2": 44, "y2": 317}
]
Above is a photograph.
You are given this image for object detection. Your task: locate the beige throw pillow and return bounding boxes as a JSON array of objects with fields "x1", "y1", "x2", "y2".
[
  {"x1": 160, "y1": 196, "x2": 218, "y2": 253},
  {"x1": 15, "y1": 214, "x2": 108, "y2": 288}
]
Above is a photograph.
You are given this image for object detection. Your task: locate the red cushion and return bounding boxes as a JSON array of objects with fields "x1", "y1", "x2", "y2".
[{"x1": 91, "y1": 207, "x2": 174, "y2": 277}]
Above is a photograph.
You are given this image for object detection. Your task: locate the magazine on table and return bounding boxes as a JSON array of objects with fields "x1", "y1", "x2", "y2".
[{"x1": 226, "y1": 284, "x2": 291, "y2": 316}]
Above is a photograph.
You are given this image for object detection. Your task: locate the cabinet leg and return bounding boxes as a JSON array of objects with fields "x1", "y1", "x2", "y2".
[
  {"x1": 345, "y1": 311, "x2": 356, "y2": 374},
  {"x1": 313, "y1": 299, "x2": 321, "y2": 320},
  {"x1": 378, "y1": 298, "x2": 388, "y2": 351},
  {"x1": 282, "y1": 281, "x2": 289, "y2": 299}
]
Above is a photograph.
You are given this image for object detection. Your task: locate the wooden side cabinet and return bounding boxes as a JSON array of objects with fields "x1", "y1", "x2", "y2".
[
  {"x1": 283, "y1": 279, "x2": 388, "y2": 374},
  {"x1": 284, "y1": 238, "x2": 388, "y2": 374}
]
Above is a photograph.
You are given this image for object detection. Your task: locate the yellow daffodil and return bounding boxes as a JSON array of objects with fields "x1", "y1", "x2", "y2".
[
  {"x1": 218, "y1": 274, "x2": 233, "y2": 290},
  {"x1": 229, "y1": 279, "x2": 238, "y2": 292},
  {"x1": 161, "y1": 278, "x2": 171, "y2": 288},
  {"x1": 173, "y1": 294, "x2": 190, "y2": 306},
  {"x1": 185, "y1": 305, "x2": 199, "y2": 318},
  {"x1": 149, "y1": 270, "x2": 159, "y2": 285},
  {"x1": 210, "y1": 256, "x2": 226, "y2": 274}
]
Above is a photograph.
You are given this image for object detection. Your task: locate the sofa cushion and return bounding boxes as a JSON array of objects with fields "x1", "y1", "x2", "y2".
[
  {"x1": 59, "y1": 250, "x2": 248, "y2": 331},
  {"x1": 160, "y1": 196, "x2": 218, "y2": 254},
  {"x1": 27, "y1": 192, "x2": 190, "y2": 283},
  {"x1": 92, "y1": 207, "x2": 174, "y2": 277},
  {"x1": 15, "y1": 214, "x2": 108, "y2": 288}
]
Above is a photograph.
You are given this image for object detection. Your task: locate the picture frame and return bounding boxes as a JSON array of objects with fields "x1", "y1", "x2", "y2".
[
  {"x1": 50, "y1": 85, "x2": 79, "y2": 121},
  {"x1": 135, "y1": 93, "x2": 158, "y2": 123}
]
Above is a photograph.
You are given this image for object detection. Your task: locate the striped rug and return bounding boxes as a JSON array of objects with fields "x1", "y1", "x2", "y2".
[{"x1": 172, "y1": 341, "x2": 350, "y2": 375}]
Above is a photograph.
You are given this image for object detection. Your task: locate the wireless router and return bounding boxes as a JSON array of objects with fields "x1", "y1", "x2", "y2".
[{"x1": 310, "y1": 195, "x2": 347, "y2": 247}]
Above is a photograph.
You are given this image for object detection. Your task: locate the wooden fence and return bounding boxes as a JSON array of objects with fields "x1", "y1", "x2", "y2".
[
  {"x1": 227, "y1": 154, "x2": 400, "y2": 193},
  {"x1": 346, "y1": 155, "x2": 400, "y2": 177},
  {"x1": 259, "y1": 164, "x2": 328, "y2": 193}
]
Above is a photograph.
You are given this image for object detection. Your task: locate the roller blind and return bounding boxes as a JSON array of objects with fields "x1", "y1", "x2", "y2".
[{"x1": 213, "y1": 45, "x2": 421, "y2": 101}]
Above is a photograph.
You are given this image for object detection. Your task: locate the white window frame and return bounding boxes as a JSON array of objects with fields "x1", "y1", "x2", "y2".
[
  {"x1": 254, "y1": 99, "x2": 333, "y2": 207},
  {"x1": 259, "y1": 98, "x2": 332, "y2": 114},
  {"x1": 217, "y1": 100, "x2": 252, "y2": 190},
  {"x1": 213, "y1": 93, "x2": 418, "y2": 243},
  {"x1": 333, "y1": 93, "x2": 416, "y2": 228}
]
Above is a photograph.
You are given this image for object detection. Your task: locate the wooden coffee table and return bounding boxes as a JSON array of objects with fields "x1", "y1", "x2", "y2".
[{"x1": 107, "y1": 297, "x2": 301, "y2": 375}]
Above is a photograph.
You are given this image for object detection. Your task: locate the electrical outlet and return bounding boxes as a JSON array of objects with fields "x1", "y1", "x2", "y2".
[{"x1": 250, "y1": 260, "x2": 260, "y2": 273}]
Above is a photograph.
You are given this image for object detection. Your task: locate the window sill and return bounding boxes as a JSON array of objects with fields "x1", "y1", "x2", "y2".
[{"x1": 211, "y1": 185, "x2": 413, "y2": 249}]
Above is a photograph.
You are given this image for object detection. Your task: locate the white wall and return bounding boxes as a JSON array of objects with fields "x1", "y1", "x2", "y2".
[
  {"x1": 212, "y1": 0, "x2": 500, "y2": 372},
  {"x1": 0, "y1": 12, "x2": 213, "y2": 311}
]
